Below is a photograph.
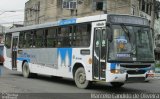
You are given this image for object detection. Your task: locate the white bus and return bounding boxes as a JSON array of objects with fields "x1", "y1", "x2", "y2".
[{"x1": 4, "y1": 14, "x2": 155, "y2": 88}]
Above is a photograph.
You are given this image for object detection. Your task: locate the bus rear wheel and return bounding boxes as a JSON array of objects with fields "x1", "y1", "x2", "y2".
[
  {"x1": 74, "y1": 67, "x2": 91, "y2": 89},
  {"x1": 110, "y1": 82, "x2": 124, "y2": 88},
  {"x1": 22, "y1": 62, "x2": 37, "y2": 78}
]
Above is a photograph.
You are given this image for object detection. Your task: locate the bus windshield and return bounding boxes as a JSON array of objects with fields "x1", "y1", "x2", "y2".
[{"x1": 108, "y1": 25, "x2": 154, "y2": 62}]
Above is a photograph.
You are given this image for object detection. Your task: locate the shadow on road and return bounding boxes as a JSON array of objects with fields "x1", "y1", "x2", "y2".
[{"x1": 10, "y1": 73, "x2": 147, "y2": 93}]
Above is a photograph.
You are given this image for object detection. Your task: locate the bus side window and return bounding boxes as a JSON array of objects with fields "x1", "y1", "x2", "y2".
[
  {"x1": 5, "y1": 33, "x2": 12, "y2": 49},
  {"x1": 32, "y1": 31, "x2": 36, "y2": 48},
  {"x1": 44, "y1": 29, "x2": 48, "y2": 47},
  {"x1": 61, "y1": 26, "x2": 71, "y2": 47},
  {"x1": 35, "y1": 29, "x2": 44, "y2": 48},
  {"x1": 19, "y1": 32, "x2": 25, "y2": 48},
  {"x1": 25, "y1": 31, "x2": 32, "y2": 48},
  {"x1": 73, "y1": 23, "x2": 91, "y2": 47},
  {"x1": 47, "y1": 27, "x2": 57, "y2": 48}
]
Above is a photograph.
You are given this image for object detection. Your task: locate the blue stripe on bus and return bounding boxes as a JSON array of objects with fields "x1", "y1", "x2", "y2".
[
  {"x1": 110, "y1": 63, "x2": 116, "y2": 70},
  {"x1": 17, "y1": 58, "x2": 30, "y2": 63},
  {"x1": 59, "y1": 18, "x2": 76, "y2": 26},
  {"x1": 58, "y1": 48, "x2": 72, "y2": 66}
]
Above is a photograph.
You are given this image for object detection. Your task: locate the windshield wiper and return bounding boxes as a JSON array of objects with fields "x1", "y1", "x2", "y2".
[
  {"x1": 120, "y1": 24, "x2": 131, "y2": 42},
  {"x1": 120, "y1": 24, "x2": 136, "y2": 55}
]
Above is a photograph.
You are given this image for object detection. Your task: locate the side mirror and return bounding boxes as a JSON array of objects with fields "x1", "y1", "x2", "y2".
[{"x1": 106, "y1": 23, "x2": 112, "y2": 42}]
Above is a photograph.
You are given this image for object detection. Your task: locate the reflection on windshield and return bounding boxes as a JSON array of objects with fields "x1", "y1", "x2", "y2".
[
  {"x1": 136, "y1": 27, "x2": 153, "y2": 60},
  {"x1": 109, "y1": 25, "x2": 154, "y2": 62}
]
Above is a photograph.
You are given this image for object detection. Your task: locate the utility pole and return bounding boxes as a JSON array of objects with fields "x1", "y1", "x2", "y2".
[{"x1": 151, "y1": 0, "x2": 155, "y2": 29}]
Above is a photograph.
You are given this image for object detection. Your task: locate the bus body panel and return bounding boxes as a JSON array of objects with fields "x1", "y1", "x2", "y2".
[
  {"x1": 72, "y1": 48, "x2": 93, "y2": 80},
  {"x1": 3, "y1": 14, "x2": 155, "y2": 86}
]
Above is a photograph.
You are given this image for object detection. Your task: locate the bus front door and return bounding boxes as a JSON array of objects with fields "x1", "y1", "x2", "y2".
[
  {"x1": 12, "y1": 37, "x2": 18, "y2": 70},
  {"x1": 93, "y1": 28, "x2": 106, "y2": 80}
]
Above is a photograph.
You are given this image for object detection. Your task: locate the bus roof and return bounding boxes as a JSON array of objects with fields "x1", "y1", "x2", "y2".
[
  {"x1": 6, "y1": 14, "x2": 148, "y2": 33},
  {"x1": 6, "y1": 14, "x2": 107, "y2": 33}
]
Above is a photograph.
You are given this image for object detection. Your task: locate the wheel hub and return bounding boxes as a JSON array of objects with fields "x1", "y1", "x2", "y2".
[{"x1": 78, "y1": 73, "x2": 86, "y2": 84}]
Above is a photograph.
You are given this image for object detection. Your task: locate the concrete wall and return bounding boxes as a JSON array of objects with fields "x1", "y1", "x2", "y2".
[{"x1": 24, "y1": 0, "x2": 149, "y2": 26}]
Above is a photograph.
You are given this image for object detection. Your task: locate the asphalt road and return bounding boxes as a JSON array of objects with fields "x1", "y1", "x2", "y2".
[{"x1": 0, "y1": 65, "x2": 160, "y2": 99}]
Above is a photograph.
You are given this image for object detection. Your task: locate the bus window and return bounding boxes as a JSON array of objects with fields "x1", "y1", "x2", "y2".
[
  {"x1": 25, "y1": 31, "x2": 32, "y2": 48},
  {"x1": 61, "y1": 27, "x2": 71, "y2": 47},
  {"x1": 44, "y1": 29, "x2": 48, "y2": 47},
  {"x1": 35, "y1": 29, "x2": 43, "y2": 48},
  {"x1": 19, "y1": 32, "x2": 25, "y2": 48},
  {"x1": 5, "y1": 33, "x2": 12, "y2": 49},
  {"x1": 32, "y1": 31, "x2": 36, "y2": 48},
  {"x1": 57, "y1": 27, "x2": 62, "y2": 47},
  {"x1": 73, "y1": 24, "x2": 91, "y2": 47},
  {"x1": 47, "y1": 28, "x2": 57, "y2": 48}
]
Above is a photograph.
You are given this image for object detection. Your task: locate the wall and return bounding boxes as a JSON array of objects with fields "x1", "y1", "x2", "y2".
[{"x1": 24, "y1": 0, "x2": 150, "y2": 26}]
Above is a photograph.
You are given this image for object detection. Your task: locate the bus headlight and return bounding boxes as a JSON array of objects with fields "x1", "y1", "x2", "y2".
[{"x1": 111, "y1": 69, "x2": 120, "y2": 74}]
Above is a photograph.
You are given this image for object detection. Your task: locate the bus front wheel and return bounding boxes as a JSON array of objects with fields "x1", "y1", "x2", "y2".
[
  {"x1": 22, "y1": 62, "x2": 33, "y2": 78},
  {"x1": 110, "y1": 82, "x2": 124, "y2": 88},
  {"x1": 74, "y1": 67, "x2": 90, "y2": 89}
]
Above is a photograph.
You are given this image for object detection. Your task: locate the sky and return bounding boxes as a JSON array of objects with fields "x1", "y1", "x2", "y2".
[{"x1": 0, "y1": 0, "x2": 29, "y2": 27}]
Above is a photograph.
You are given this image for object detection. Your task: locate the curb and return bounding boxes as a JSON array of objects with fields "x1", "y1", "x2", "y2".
[
  {"x1": 155, "y1": 73, "x2": 160, "y2": 77},
  {"x1": 154, "y1": 73, "x2": 160, "y2": 80}
]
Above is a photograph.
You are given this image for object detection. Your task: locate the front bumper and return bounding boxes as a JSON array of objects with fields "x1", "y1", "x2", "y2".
[
  {"x1": 126, "y1": 73, "x2": 154, "y2": 82},
  {"x1": 106, "y1": 71, "x2": 127, "y2": 82},
  {"x1": 145, "y1": 73, "x2": 155, "y2": 81}
]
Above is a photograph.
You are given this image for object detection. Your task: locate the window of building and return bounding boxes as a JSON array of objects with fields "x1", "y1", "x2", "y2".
[
  {"x1": 140, "y1": 0, "x2": 152, "y2": 15},
  {"x1": 131, "y1": 6, "x2": 135, "y2": 15},
  {"x1": 96, "y1": 2, "x2": 103, "y2": 11},
  {"x1": 5, "y1": 33, "x2": 12, "y2": 48},
  {"x1": 141, "y1": 0, "x2": 145, "y2": 12},
  {"x1": 92, "y1": 0, "x2": 106, "y2": 11},
  {"x1": 62, "y1": 0, "x2": 77, "y2": 9},
  {"x1": 57, "y1": 0, "x2": 63, "y2": 8}
]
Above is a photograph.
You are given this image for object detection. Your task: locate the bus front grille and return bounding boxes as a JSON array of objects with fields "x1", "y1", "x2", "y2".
[{"x1": 127, "y1": 70, "x2": 146, "y2": 75}]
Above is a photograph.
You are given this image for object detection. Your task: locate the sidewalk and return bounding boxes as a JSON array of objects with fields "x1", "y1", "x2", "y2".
[
  {"x1": 155, "y1": 73, "x2": 160, "y2": 77},
  {"x1": 154, "y1": 73, "x2": 160, "y2": 80}
]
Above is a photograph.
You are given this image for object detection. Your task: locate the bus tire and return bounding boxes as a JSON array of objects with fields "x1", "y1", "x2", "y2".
[
  {"x1": 22, "y1": 62, "x2": 32, "y2": 78},
  {"x1": 74, "y1": 67, "x2": 90, "y2": 89},
  {"x1": 110, "y1": 82, "x2": 124, "y2": 88}
]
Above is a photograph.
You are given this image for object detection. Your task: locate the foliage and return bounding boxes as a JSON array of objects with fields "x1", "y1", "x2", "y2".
[{"x1": 155, "y1": 63, "x2": 160, "y2": 68}]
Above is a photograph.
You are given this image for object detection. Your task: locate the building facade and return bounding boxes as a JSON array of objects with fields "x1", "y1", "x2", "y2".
[{"x1": 24, "y1": 0, "x2": 155, "y2": 27}]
